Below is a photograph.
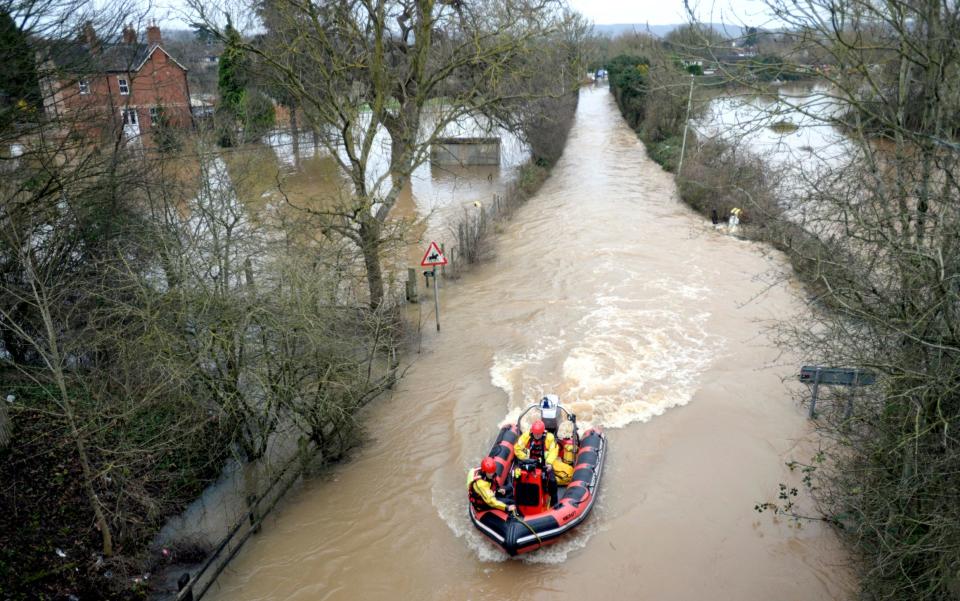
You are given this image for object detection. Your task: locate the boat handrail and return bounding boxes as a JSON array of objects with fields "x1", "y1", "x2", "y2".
[{"x1": 515, "y1": 403, "x2": 576, "y2": 430}]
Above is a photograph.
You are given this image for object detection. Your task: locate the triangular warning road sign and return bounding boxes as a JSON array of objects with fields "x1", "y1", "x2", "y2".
[{"x1": 420, "y1": 241, "x2": 448, "y2": 266}]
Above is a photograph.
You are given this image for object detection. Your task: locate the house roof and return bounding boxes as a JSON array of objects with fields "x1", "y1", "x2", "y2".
[{"x1": 44, "y1": 41, "x2": 187, "y2": 75}]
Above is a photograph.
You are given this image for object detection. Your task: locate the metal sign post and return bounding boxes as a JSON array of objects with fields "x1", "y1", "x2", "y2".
[
  {"x1": 808, "y1": 367, "x2": 822, "y2": 420},
  {"x1": 420, "y1": 241, "x2": 448, "y2": 333},
  {"x1": 799, "y1": 365, "x2": 876, "y2": 419},
  {"x1": 677, "y1": 74, "x2": 695, "y2": 177},
  {"x1": 432, "y1": 265, "x2": 440, "y2": 331}
]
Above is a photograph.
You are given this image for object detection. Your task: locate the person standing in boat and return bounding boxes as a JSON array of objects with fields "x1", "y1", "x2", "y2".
[
  {"x1": 515, "y1": 420, "x2": 574, "y2": 485},
  {"x1": 468, "y1": 457, "x2": 516, "y2": 514},
  {"x1": 515, "y1": 419, "x2": 574, "y2": 502}
]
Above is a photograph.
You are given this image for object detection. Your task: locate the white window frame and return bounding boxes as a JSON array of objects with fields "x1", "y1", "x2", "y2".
[
  {"x1": 122, "y1": 108, "x2": 138, "y2": 126},
  {"x1": 118, "y1": 77, "x2": 130, "y2": 95},
  {"x1": 78, "y1": 79, "x2": 90, "y2": 95},
  {"x1": 149, "y1": 106, "x2": 159, "y2": 125}
]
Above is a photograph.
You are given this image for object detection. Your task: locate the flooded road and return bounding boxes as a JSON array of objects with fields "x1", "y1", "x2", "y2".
[{"x1": 207, "y1": 86, "x2": 852, "y2": 601}]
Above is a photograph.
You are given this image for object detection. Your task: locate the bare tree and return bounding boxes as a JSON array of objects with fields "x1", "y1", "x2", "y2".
[
  {"x1": 692, "y1": 1, "x2": 960, "y2": 598},
  {"x1": 0, "y1": 2, "x2": 145, "y2": 563},
  {"x1": 189, "y1": 0, "x2": 580, "y2": 308},
  {"x1": 0, "y1": 4, "x2": 406, "y2": 594}
]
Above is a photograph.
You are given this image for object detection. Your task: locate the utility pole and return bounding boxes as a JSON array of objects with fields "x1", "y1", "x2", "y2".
[{"x1": 677, "y1": 74, "x2": 695, "y2": 177}]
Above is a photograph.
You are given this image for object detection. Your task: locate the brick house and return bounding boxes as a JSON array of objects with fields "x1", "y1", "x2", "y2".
[{"x1": 42, "y1": 23, "x2": 192, "y2": 142}]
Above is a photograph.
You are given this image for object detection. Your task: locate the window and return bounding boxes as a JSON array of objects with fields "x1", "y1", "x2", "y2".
[
  {"x1": 149, "y1": 107, "x2": 159, "y2": 125},
  {"x1": 118, "y1": 77, "x2": 129, "y2": 95},
  {"x1": 78, "y1": 79, "x2": 90, "y2": 95},
  {"x1": 122, "y1": 108, "x2": 138, "y2": 126}
]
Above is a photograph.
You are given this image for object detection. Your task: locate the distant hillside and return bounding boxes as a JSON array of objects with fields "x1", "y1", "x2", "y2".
[{"x1": 592, "y1": 22, "x2": 748, "y2": 40}]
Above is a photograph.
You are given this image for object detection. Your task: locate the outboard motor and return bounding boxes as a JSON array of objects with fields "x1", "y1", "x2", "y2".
[
  {"x1": 540, "y1": 394, "x2": 560, "y2": 433},
  {"x1": 514, "y1": 459, "x2": 549, "y2": 516}
]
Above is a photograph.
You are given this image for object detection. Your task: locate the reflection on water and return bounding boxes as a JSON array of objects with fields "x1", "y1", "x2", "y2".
[
  {"x1": 258, "y1": 116, "x2": 528, "y2": 241},
  {"x1": 697, "y1": 84, "x2": 856, "y2": 199}
]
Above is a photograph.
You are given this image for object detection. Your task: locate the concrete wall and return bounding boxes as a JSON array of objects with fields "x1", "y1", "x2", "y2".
[{"x1": 430, "y1": 137, "x2": 501, "y2": 166}]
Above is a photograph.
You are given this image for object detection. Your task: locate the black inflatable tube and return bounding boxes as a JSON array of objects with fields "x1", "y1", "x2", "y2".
[{"x1": 469, "y1": 426, "x2": 606, "y2": 556}]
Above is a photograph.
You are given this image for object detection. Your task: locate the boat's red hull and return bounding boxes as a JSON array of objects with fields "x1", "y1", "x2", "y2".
[{"x1": 468, "y1": 425, "x2": 606, "y2": 555}]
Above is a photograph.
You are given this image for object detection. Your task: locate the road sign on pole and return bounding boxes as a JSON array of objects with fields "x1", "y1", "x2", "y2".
[
  {"x1": 420, "y1": 241, "x2": 448, "y2": 267},
  {"x1": 420, "y1": 242, "x2": 446, "y2": 331},
  {"x1": 799, "y1": 366, "x2": 876, "y2": 386}
]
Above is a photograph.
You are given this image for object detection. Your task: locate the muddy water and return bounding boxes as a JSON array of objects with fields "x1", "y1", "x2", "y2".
[
  {"x1": 255, "y1": 122, "x2": 525, "y2": 271},
  {"x1": 696, "y1": 84, "x2": 855, "y2": 205},
  {"x1": 207, "y1": 86, "x2": 852, "y2": 601}
]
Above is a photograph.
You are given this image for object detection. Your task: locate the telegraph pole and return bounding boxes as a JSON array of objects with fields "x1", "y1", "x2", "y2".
[{"x1": 677, "y1": 74, "x2": 695, "y2": 177}]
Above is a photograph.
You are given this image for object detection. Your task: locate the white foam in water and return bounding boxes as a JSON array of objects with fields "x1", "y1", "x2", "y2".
[
  {"x1": 563, "y1": 303, "x2": 718, "y2": 429},
  {"x1": 490, "y1": 273, "x2": 723, "y2": 432},
  {"x1": 490, "y1": 333, "x2": 566, "y2": 427},
  {"x1": 458, "y1": 269, "x2": 725, "y2": 562},
  {"x1": 434, "y1": 473, "x2": 509, "y2": 563},
  {"x1": 518, "y1": 510, "x2": 609, "y2": 564}
]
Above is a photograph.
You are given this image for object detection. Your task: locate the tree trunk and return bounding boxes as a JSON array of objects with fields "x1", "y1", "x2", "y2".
[
  {"x1": 73, "y1": 419, "x2": 114, "y2": 556},
  {"x1": 0, "y1": 401, "x2": 10, "y2": 449},
  {"x1": 30, "y1": 263, "x2": 114, "y2": 556},
  {"x1": 359, "y1": 220, "x2": 385, "y2": 310},
  {"x1": 48, "y1": 360, "x2": 114, "y2": 557},
  {"x1": 289, "y1": 103, "x2": 300, "y2": 168}
]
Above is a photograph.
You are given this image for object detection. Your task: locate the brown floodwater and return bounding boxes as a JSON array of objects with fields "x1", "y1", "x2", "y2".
[{"x1": 206, "y1": 86, "x2": 853, "y2": 601}]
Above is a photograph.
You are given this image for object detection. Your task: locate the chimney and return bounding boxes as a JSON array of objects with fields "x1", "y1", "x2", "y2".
[
  {"x1": 81, "y1": 21, "x2": 100, "y2": 53},
  {"x1": 146, "y1": 23, "x2": 162, "y2": 45},
  {"x1": 122, "y1": 24, "x2": 137, "y2": 44}
]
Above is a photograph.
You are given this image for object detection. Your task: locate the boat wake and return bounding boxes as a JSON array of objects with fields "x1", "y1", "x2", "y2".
[{"x1": 491, "y1": 273, "x2": 724, "y2": 431}]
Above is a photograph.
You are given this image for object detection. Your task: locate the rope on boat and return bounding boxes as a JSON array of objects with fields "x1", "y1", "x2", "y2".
[{"x1": 512, "y1": 511, "x2": 544, "y2": 549}]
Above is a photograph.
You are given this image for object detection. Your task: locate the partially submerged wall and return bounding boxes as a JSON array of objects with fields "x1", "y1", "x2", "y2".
[{"x1": 430, "y1": 137, "x2": 501, "y2": 166}]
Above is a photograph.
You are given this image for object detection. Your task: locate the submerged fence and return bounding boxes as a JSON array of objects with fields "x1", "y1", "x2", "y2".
[
  {"x1": 171, "y1": 369, "x2": 397, "y2": 601},
  {"x1": 173, "y1": 447, "x2": 306, "y2": 601}
]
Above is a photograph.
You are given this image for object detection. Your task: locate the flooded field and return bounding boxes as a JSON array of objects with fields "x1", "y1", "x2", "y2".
[{"x1": 696, "y1": 83, "x2": 855, "y2": 202}]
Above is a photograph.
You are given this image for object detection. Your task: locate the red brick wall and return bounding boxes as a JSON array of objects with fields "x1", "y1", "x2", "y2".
[
  {"x1": 129, "y1": 48, "x2": 192, "y2": 131},
  {"x1": 53, "y1": 46, "x2": 191, "y2": 139}
]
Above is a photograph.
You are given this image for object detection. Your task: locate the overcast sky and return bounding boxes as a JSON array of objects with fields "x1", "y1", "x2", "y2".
[
  {"x1": 151, "y1": 0, "x2": 776, "y2": 30},
  {"x1": 566, "y1": 0, "x2": 773, "y2": 26}
]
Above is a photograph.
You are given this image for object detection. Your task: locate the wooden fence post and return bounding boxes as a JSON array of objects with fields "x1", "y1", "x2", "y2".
[
  {"x1": 246, "y1": 494, "x2": 261, "y2": 534},
  {"x1": 298, "y1": 436, "x2": 311, "y2": 473},
  {"x1": 388, "y1": 346, "x2": 399, "y2": 389},
  {"x1": 0, "y1": 401, "x2": 10, "y2": 449},
  {"x1": 176, "y1": 572, "x2": 194, "y2": 601},
  {"x1": 405, "y1": 268, "x2": 418, "y2": 303}
]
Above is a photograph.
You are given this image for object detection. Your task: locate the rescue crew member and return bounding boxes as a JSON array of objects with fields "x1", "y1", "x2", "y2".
[
  {"x1": 468, "y1": 457, "x2": 516, "y2": 513},
  {"x1": 515, "y1": 419, "x2": 574, "y2": 487},
  {"x1": 729, "y1": 207, "x2": 742, "y2": 227}
]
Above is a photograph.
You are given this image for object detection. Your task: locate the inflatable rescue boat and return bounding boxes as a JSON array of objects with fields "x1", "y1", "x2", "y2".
[{"x1": 468, "y1": 395, "x2": 606, "y2": 555}]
